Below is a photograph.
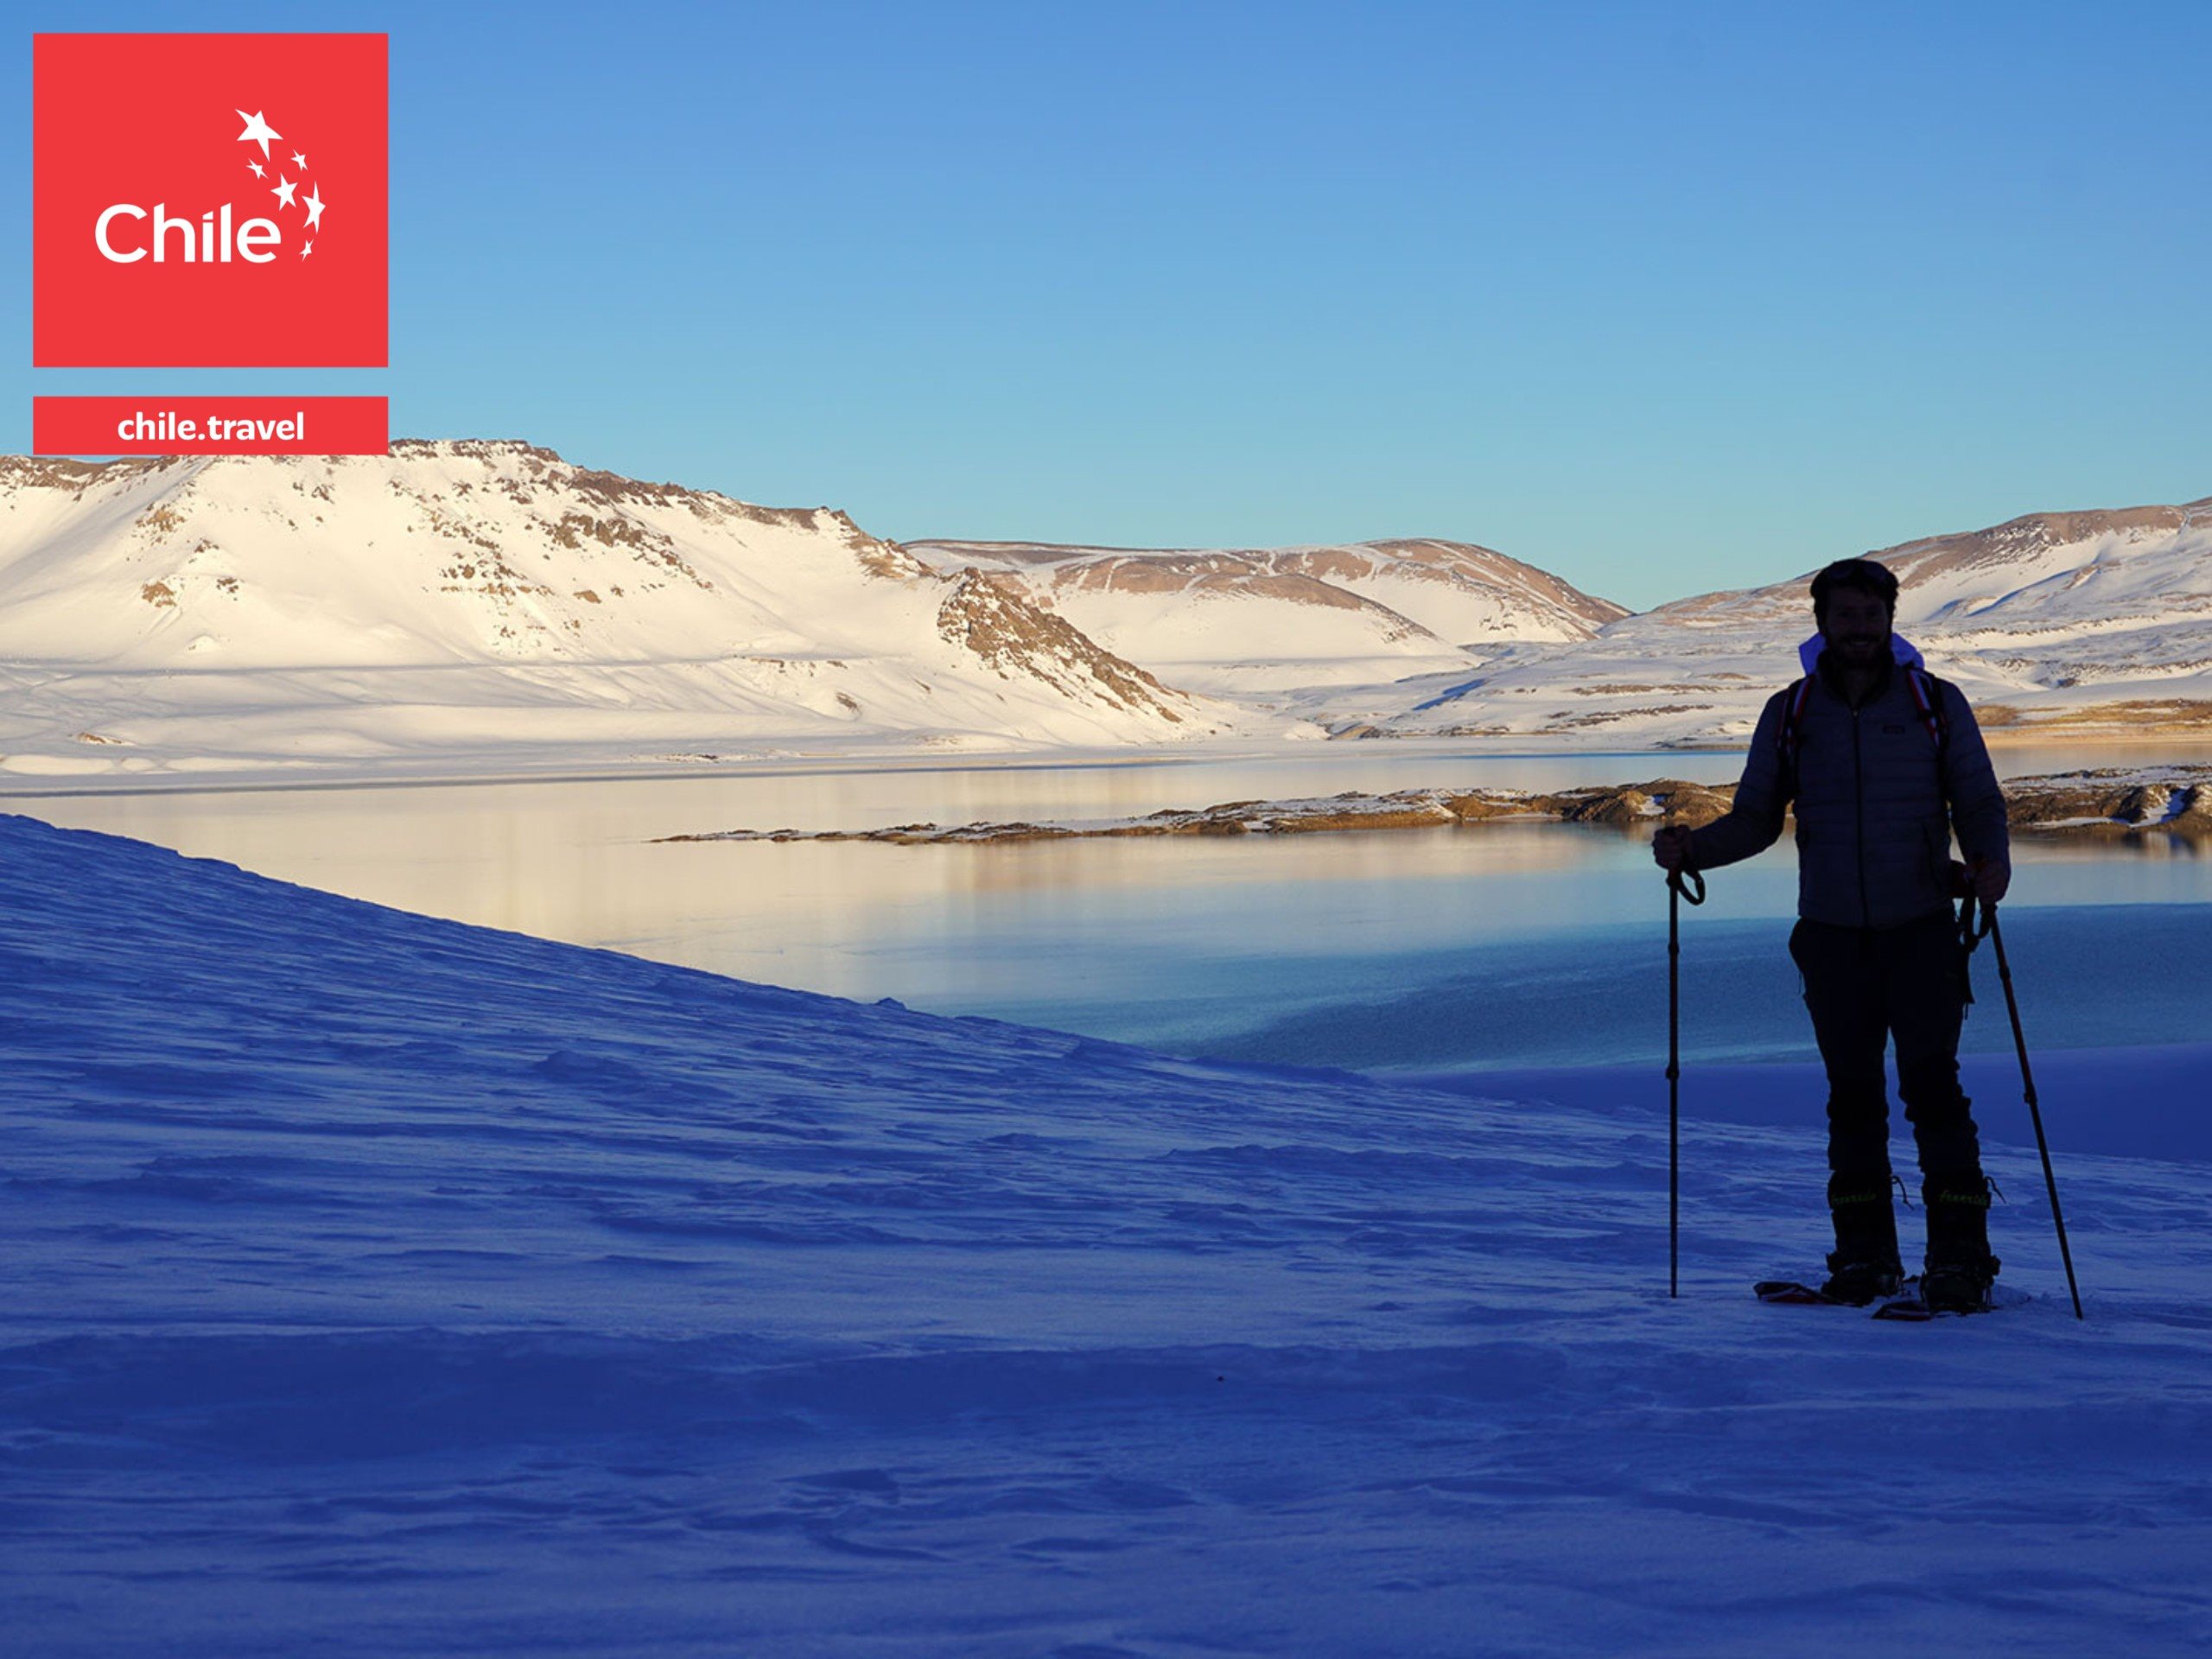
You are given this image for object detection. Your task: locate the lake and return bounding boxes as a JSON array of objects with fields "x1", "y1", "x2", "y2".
[{"x1": 7, "y1": 739, "x2": 2209, "y2": 1073}]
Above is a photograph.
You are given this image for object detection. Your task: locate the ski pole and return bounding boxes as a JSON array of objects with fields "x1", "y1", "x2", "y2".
[
  {"x1": 1982, "y1": 902, "x2": 2085, "y2": 1321},
  {"x1": 1666, "y1": 865, "x2": 1706, "y2": 1299}
]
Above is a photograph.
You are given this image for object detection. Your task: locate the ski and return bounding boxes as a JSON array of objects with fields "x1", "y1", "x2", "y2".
[
  {"x1": 1754, "y1": 1280, "x2": 1848, "y2": 1306},
  {"x1": 1872, "y1": 1281, "x2": 1994, "y2": 1320},
  {"x1": 1755, "y1": 1276, "x2": 1903, "y2": 1308},
  {"x1": 1761, "y1": 1275, "x2": 1996, "y2": 1318}
]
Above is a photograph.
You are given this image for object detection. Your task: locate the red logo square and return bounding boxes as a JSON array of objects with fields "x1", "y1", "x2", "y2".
[{"x1": 34, "y1": 33, "x2": 388, "y2": 368}]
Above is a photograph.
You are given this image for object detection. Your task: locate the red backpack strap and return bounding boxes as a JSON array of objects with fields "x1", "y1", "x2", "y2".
[{"x1": 1904, "y1": 667, "x2": 1948, "y2": 753}]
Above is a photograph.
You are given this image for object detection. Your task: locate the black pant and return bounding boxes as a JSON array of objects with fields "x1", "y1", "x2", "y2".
[{"x1": 1788, "y1": 910, "x2": 1983, "y2": 1189}]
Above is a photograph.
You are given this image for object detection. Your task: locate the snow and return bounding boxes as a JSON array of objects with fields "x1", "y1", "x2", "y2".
[
  {"x1": 0, "y1": 446, "x2": 1245, "y2": 785},
  {"x1": 5, "y1": 810, "x2": 2211, "y2": 1656},
  {"x1": 9, "y1": 452, "x2": 2209, "y2": 782},
  {"x1": 900, "y1": 539, "x2": 1625, "y2": 696},
  {"x1": 1342, "y1": 506, "x2": 2212, "y2": 746}
]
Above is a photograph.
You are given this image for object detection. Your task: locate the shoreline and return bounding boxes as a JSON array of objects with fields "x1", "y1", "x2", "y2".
[
  {"x1": 658, "y1": 766, "x2": 2212, "y2": 847},
  {"x1": 6, "y1": 727, "x2": 2212, "y2": 804}
]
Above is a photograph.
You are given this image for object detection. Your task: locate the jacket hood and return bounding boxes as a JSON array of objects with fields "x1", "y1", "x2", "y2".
[{"x1": 1799, "y1": 632, "x2": 1924, "y2": 677}]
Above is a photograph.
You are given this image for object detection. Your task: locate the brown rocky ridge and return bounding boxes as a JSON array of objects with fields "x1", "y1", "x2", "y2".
[
  {"x1": 659, "y1": 770, "x2": 2211, "y2": 845},
  {"x1": 906, "y1": 536, "x2": 1630, "y2": 640},
  {"x1": 935, "y1": 570, "x2": 1193, "y2": 724}
]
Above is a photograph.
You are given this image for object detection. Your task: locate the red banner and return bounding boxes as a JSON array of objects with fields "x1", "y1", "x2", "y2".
[
  {"x1": 34, "y1": 396, "x2": 389, "y2": 455},
  {"x1": 34, "y1": 34, "x2": 388, "y2": 369}
]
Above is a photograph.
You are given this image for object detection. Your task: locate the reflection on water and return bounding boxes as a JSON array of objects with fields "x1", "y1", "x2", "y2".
[{"x1": 4, "y1": 742, "x2": 2207, "y2": 1066}]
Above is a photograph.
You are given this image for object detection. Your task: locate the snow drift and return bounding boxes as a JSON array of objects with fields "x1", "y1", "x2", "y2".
[{"x1": 3, "y1": 810, "x2": 2209, "y2": 1656}]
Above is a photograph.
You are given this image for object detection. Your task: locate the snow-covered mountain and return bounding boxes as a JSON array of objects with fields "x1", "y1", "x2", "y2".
[
  {"x1": 0, "y1": 442, "x2": 1230, "y2": 784},
  {"x1": 1338, "y1": 498, "x2": 2212, "y2": 745},
  {"x1": 8, "y1": 446, "x2": 2207, "y2": 784},
  {"x1": 904, "y1": 536, "x2": 1627, "y2": 696}
]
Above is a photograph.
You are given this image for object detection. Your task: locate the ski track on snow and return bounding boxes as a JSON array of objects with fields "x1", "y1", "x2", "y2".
[{"x1": 2, "y1": 812, "x2": 2209, "y2": 1656}]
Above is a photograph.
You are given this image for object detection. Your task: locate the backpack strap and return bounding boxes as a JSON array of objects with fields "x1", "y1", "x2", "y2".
[
  {"x1": 1774, "y1": 674, "x2": 1817, "y2": 771},
  {"x1": 1904, "y1": 666, "x2": 1950, "y2": 756},
  {"x1": 1780, "y1": 666, "x2": 1951, "y2": 765}
]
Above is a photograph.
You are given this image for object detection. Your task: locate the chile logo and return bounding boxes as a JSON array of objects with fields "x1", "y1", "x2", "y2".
[{"x1": 34, "y1": 33, "x2": 388, "y2": 369}]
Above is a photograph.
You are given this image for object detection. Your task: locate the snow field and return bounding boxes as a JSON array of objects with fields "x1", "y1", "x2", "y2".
[
  {"x1": 0, "y1": 447, "x2": 1239, "y2": 782},
  {"x1": 2, "y1": 812, "x2": 2209, "y2": 1656}
]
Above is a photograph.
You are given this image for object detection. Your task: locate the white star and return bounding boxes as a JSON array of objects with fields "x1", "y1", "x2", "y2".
[
  {"x1": 301, "y1": 240, "x2": 314, "y2": 259},
  {"x1": 247, "y1": 159, "x2": 265, "y2": 179},
  {"x1": 290, "y1": 150, "x2": 308, "y2": 171},
  {"x1": 271, "y1": 175, "x2": 297, "y2": 209},
  {"x1": 236, "y1": 109, "x2": 281, "y2": 160},
  {"x1": 302, "y1": 185, "x2": 326, "y2": 232}
]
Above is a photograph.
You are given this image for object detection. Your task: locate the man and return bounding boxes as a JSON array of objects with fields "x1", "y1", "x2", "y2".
[{"x1": 1652, "y1": 558, "x2": 2012, "y2": 1312}]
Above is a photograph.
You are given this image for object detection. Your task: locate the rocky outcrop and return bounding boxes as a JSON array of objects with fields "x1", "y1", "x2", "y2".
[
  {"x1": 1549, "y1": 779, "x2": 1734, "y2": 828},
  {"x1": 663, "y1": 770, "x2": 2212, "y2": 846},
  {"x1": 906, "y1": 537, "x2": 1630, "y2": 646},
  {"x1": 935, "y1": 569, "x2": 1194, "y2": 724},
  {"x1": 2005, "y1": 770, "x2": 2212, "y2": 834}
]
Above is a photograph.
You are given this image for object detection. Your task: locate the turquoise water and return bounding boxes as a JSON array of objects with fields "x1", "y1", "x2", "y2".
[
  {"x1": 5, "y1": 745, "x2": 2207, "y2": 1069},
  {"x1": 894, "y1": 833, "x2": 2212, "y2": 1068},
  {"x1": 1182, "y1": 899, "x2": 2212, "y2": 1072}
]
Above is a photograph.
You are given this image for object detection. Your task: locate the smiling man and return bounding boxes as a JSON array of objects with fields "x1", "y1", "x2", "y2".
[{"x1": 1652, "y1": 558, "x2": 2012, "y2": 1312}]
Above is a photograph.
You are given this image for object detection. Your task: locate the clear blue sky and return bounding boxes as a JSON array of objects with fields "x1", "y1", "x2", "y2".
[{"x1": 7, "y1": 1, "x2": 2208, "y2": 608}]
